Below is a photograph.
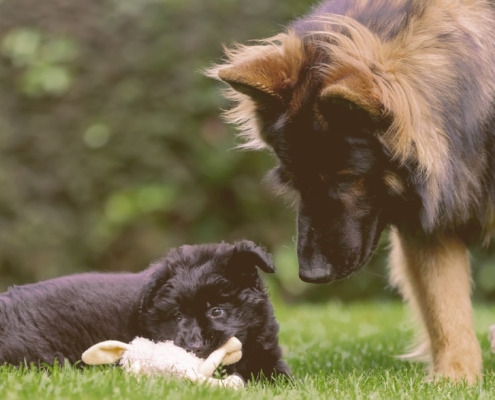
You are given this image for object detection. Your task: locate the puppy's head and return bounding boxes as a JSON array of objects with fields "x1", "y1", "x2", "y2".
[{"x1": 138, "y1": 240, "x2": 275, "y2": 358}]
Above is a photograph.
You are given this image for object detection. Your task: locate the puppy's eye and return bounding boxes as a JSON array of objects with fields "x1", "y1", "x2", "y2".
[
  {"x1": 173, "y1": 312, "x2": 183, "y2": 322},
  {"x1": 209, "y1": 307, "x2": 224, "y2": 318}
]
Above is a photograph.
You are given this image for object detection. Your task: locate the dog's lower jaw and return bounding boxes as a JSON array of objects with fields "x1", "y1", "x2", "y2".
[{"x1": 389, "y1": 229, "x2": 482, "y2": 384}]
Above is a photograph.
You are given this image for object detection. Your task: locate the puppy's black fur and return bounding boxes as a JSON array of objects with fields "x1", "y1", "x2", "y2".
[{"x1": 0, "y1": 240, "x2": 289, "y2": 382}]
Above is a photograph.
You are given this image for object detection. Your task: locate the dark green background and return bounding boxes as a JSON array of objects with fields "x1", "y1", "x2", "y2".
[{"x1": 1, "y1": 0, "x2": 494, "y2": 302}]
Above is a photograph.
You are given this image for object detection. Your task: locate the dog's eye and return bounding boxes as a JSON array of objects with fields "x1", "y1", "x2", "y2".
[
  {"x1": 209, "y1": 307, "x2": 224, "y2": 318},
  {"x1": 173, "y1": 312, "x2": 183, "y2": 322},
  {"x1": 335, "y1": 172, "x2": 360, "y2": 188}
]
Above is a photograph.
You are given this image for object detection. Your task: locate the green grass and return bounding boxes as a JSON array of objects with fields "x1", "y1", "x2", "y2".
[{"x1": 1, "y1": 302, "x2": 494, "y2": 399}]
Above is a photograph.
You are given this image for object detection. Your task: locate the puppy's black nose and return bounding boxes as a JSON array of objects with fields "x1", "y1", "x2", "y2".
[{"x1": 185, "y1": 342, "x2": 203, "y2": 356}]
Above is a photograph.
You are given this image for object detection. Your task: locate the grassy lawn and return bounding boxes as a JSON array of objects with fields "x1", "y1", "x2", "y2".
[{"x1": 1, "y1": 301, "x2": 494, "y2": 399}]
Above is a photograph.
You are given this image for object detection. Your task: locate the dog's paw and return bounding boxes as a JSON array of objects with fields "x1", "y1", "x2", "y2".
[{"x1": 429, "y1": 355, "x2": 481, "y2": 385}]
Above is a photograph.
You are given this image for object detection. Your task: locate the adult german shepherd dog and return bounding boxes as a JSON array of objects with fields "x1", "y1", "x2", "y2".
[{"x1": 207, "y1": 0, "x2": 495, "y2": 384}]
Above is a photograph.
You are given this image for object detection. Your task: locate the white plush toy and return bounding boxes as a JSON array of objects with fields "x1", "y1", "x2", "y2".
[{"x1": 82, "y1": 337, "x2": 245, "y2": 389}]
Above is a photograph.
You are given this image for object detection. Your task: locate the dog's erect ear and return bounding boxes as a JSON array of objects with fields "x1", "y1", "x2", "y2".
[
  {"x1": 208, "y1": 32, "x2": 304, "y2": 105},
  {"x1": 223, "y1": 240, "x2": 275, "y2": 280},
  {"x1": 217, "y1": 60, "x2": 286, "y2": 104}
]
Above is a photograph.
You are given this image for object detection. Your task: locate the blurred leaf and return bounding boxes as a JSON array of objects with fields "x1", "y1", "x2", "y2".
[
  {"x1": 105, "y1": 192, "x2": 137, "y2": 224},
  {"x1": 2, "y1": 29, "x2": 78, "y2": 97},
  {"x1": 104, "y1": 185, "x2": 178, "y2": 225},
  {"x1": 2, "y1": 28, "x2": 41, "y2": 66},
  {"x1": 40, "y1": 38, "x2": 79, "y2": 64},
  {"x1": 21, "y1": 64, "x2": 72, "y2": 96},
  {"x1": 136, "y1": 185, "x2": 177, "y2": 213},
  {"x1": 84, "y1": 123, "x2": 112, "y2": 149}
]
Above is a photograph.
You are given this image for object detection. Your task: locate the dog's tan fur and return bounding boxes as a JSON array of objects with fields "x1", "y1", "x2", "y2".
[{"x1": 207, "y1": 0, "x2": 495, "y2": 383}]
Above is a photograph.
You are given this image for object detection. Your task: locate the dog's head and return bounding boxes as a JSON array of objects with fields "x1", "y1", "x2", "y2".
[
  {"x1": 207, "y1": 26, "x2": 424, "y2": 283},
  {"x1": 138, "y1": 240, "x2": 275, "y2": 358},
  {"x1": 262, "y1": 98, "x2": 395, "y2": 283}
]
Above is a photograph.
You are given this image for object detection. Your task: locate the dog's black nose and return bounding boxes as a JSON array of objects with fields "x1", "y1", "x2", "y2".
[
  {"x1": 299, "y1": 267, "x2": 333, "y2": 283},
  {"x1": 297, "y1": 251, "x2": 335, "y2": 283}
]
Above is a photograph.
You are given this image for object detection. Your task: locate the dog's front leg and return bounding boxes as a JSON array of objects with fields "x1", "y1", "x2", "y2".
[{"x1": 389, "y1": 229, "x2": 481, "y2": 384}]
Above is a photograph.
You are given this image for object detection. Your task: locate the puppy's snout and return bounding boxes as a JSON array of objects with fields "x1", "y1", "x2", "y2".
[
  {"x1": 185, "y1": 340, "x2": 203, "y2": 356},
  {"x1": 179, "y1": 326, "x2": 205, "y2": 356}
]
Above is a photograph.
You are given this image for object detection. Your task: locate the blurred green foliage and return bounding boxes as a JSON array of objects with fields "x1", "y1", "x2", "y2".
[{"x1": 0, "y1": 0, "x2": 493, "y2": 302}]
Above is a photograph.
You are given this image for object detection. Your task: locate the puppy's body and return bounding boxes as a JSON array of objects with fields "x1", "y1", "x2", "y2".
[
  {"x1": 208, "y1": 0, "x2": 495, "y2": 384},
  {"x1": 0, "y1": 272, "x2": 148, "y2": 365},
  {"x1": 0, "y1": 241, "x2": 289, "y2": 382}
]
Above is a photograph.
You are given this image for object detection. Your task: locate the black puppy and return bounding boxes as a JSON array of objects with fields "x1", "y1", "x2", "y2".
[{"x1": 0, "y1": 240, "x2": 289, "y2": 382}]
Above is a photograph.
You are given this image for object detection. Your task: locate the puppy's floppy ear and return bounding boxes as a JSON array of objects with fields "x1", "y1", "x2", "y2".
[
  {"x1": 139, "y1": 260, "x2": 171, "y2": 315},
  {"x1": 224, "y1": 240, "x2": 275, "y2": 280}
]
